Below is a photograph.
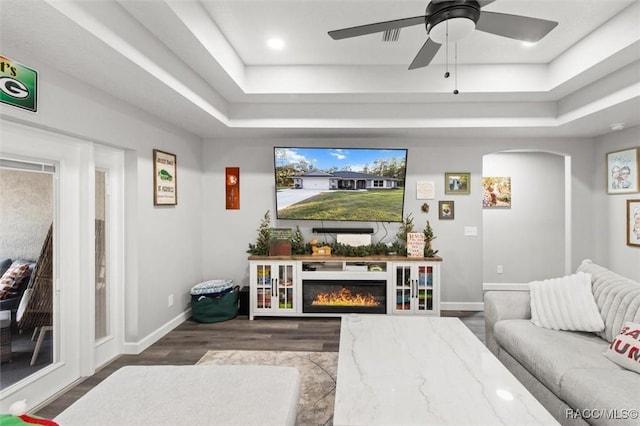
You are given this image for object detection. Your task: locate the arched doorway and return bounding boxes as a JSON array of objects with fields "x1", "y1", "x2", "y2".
[{"x1": 482, "y1": 151, "x2": 571, "y2": 286}]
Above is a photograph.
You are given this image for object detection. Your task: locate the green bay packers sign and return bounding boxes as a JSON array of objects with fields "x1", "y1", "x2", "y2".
[{"x1": 0, "y1": 55, "x2": 38, "y2": 112}]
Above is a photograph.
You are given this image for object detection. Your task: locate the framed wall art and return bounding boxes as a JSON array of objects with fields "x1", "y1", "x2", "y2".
[
  {"x1": 153, "y1": 149, "x2": 177, "y2": 205},
  {"x1": 627, "y1": 199, "x2": 640, "y2": 247},
  {"x1": 226, "y1": 167, "x2": 240, "y2": 210},
  {"x1": 482, "y1": 177, "x2": 511, "y2": 208},
  {"x1": 445, "y1": 172, "x2": 470, "y2": 195},
  {"x1": 607, "y1": 147, "x2": 639, "y2": 194},
  {"x1": 438, "y1": 201, "x2": 454, "y2": 220}
]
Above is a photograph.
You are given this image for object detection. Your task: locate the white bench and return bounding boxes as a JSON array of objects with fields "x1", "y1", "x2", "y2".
[{"x1": 55, "y1": 365, "x2": 300, "y2": 426}]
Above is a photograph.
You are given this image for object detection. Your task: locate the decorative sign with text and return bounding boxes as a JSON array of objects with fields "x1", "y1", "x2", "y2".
[
  {"x1": 153, "y1": 150, "x2": 177, "y2": 205},
  {"x1": 0, "y1": 55, "x2": 38, "y2": 112},
  {"x1": 407, "y1": 233, "x2": 425, "y2": 257}
]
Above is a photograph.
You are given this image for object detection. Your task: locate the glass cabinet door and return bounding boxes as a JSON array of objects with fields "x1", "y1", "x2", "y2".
[
  {"x1": 255, "y1": 264, "x2": 272, "y2": 309},
  {"x1": 395, "y1": 265, "x2": 412, "y2": 312},
  {"x1": 277, "y1": 264, "x2": 295, "y2": 311},
  {"x1": 416, "y1": 265, "x2": 434, "y2": 312}
]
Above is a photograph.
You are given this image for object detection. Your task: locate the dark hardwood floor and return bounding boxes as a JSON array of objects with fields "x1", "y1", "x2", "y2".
[{"x1": 35, "y1": 311, "x2": 484, "y2": 419}]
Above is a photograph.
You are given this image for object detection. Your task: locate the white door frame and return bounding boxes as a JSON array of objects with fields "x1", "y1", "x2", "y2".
[{"x1": 0, "y1": 120, "x2": 125, "y2": 411}]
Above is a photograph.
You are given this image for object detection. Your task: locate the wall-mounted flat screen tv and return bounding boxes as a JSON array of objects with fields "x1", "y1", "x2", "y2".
[{"x1": 274, "y1": 147, "x2": 408, "y2": 222}]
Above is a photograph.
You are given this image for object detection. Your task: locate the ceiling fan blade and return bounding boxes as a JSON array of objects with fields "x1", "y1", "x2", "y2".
[
  {"x1": 476, "y1": 11, "x2": 558, "y2": 42},
  {"x1": 408, "y1": 38, "x2": 441, "y2": 70},
  {"x1": 329, "y1": 16, "x2": 425, "y2": 40}
]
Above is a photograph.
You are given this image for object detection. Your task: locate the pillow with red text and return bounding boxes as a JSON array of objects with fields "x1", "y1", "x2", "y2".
[{"x1": 603, "y1": 322, "x2": 640, "y2": 374}]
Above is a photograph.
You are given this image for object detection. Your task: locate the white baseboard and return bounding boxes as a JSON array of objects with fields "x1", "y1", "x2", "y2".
[
  {"x1": 122, "y1": 309, "x2": 191, "y2": 355},
  {"x1": 483, "y1": 283, "x2": 530, "y2": 291},
  {"x1": 440, "y1": 302, "x2": 484, "y2": 311}
]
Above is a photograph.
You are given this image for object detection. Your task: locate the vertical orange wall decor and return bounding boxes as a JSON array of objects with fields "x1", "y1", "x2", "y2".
[{"x1": 226, "y1": 167, "x2": 240, "y2": 209}]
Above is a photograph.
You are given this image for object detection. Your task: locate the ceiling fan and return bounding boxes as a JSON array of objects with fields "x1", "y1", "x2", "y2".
[{"x1": 328, "y1": 0, "x2": 558, "y2": 70}]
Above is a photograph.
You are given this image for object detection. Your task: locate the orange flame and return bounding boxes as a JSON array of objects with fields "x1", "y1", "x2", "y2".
[{"x1": 311, "y1": 287, "x2": 380, "y2": 306}]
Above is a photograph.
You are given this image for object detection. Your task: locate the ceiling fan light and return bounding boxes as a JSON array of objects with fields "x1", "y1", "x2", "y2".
[{"x1": 429, "y1": 17, "x2": 475, "y2": 44}]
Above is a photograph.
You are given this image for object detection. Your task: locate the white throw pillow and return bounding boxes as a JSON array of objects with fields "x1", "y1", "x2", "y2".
[
  {"x1": 603, "y1": 322, "x2": 640, "y2": 374},
  {"x1": 16, "y1": 287, "x2": 32, "y2": 323},
  {"x1": 529, "y1": 272, "x2": 605, "y2": 332}
]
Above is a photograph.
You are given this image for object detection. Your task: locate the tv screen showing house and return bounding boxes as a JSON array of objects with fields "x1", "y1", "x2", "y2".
[{"x1": 274, "y1": 147, "x2": 408, "y2": 222}]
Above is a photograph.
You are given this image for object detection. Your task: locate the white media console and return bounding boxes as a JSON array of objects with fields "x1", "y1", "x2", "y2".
[{"x1": 248, "y1": 255, "x2": 442, "y2": 320}]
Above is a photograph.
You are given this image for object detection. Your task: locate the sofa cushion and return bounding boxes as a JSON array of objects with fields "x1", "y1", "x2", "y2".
[
  {"x1": 0, "y1": 261, "x2": 30, "y2": 299},
  {"x1": 603, "y1": 321, "x2": 640, "y2": 374},
  {"x1": 560, "y1": 368, "x2": 640, "y2": 426},
  {"x1": 577, "y1": 260, "x2": 640, "y2": 342},
  {"x1": 494, "y1": 319, "x2": 619, "y2": 395},
  {"x1": 0, "y1": 258, "x2": 12, "y2": 277},
  {"x1": 529, "y1": 272, "x2": 604, "y2": 332}
]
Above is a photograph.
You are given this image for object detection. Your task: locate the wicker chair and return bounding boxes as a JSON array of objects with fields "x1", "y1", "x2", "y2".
[{"x1": 17, "y1": 224, "x2": 53, "y2": 366}]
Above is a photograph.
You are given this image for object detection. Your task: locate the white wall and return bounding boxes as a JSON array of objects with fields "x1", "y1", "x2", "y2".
[
  {"x1": 0, "y1": 55, "x2": 204, "y2": 344},
  {"x1": 483, "y1": 152, "x2": 566, "y2": 283},
  {"x1": 202, "y1": 137, "x2": 599, "y2": 309},
  {"x1": 594, "y1": 125, "x2": 640, "y2": 281}
]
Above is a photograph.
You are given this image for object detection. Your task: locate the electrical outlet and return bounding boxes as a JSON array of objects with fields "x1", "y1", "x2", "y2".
[
  {"x1": 497, "y1": 265, "x2": 503, "y2": 274},
  {"x1": 168, "y1": 294, "x2": 174, "y2": 307}
]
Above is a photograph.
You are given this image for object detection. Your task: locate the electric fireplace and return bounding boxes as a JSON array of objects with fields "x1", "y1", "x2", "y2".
[{"x1": 302, "y1": 279, "x2": 386, "y2": 314}]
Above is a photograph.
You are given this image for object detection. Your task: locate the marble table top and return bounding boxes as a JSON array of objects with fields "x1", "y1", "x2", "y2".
[{"x1": 333, "y1": 315, "x2": 559, "y2": 426}]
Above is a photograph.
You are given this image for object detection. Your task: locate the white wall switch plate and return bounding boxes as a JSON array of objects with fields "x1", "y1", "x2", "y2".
[{"x1": 464, "y1": 226, "x2": 478, "y2": 236}]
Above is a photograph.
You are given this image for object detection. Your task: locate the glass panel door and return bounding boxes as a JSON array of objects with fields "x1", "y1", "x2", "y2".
[
  {"x1": 277, "y1": 264, "x2": 294, "y2": 311},
  {"x1": 416, "y1": 265, "x2": 434, "y2": 312},
  {"x1": 95, "y1": 170, "x2": 108, "y2": 341},
  {"x1": 0, "y1": 163, "x2": 54, "y2": 390},
  {"x1": 395, "y1": 265, "x2": 412, "y2": 312},
  {"x1": 255, "y1": 264, "x2": 272, "y2": 309},
  {"x1": 93, "y1": 146, "x2": 124, "y2": 370}
]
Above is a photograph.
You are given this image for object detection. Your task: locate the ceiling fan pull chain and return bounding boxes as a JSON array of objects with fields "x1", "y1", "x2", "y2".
[
  {"x1": 454, "y1": 42, "x2": 459, "y2": 95},
  {"x1": 444, "y1": 17, "x2": 450, "y2": 79}
]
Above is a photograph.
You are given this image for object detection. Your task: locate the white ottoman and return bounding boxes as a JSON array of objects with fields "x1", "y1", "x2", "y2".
[{"x1": 54, "y1": 365, "x2": 301, "y2": 426}]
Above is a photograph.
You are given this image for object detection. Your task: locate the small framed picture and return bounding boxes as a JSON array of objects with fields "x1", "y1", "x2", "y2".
[
  {"x1": 627, "y1": 199, "x2": 640, "y2": 247},
  {"x1": 439, "y1": 201, "x2": 454, "y2": 220},
  {"x1": 153, "y1": 149, "x2": 177, "y2": 205},
  {"x1": 445, "y1": 172, "x2": 470, "y2": 194},
  {"x1": 482, "y1": 177, "x2": 511, "y2": 208},
  {"x1": 607, "y1": 148, "x2": 639, "y2": 194}
]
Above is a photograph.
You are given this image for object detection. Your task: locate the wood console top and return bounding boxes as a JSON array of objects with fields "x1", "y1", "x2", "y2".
[{"x1": 248, "y1": 255, "x2": 442, "y2": 262}]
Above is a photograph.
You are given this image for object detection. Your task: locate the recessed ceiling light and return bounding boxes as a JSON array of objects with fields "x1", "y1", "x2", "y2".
[
  {"x1": 521, "y1": 41, "x2": 537, "y2": 48},
  {"x1": 266, "y1": 38, "x2": 285, "y2": 50},
  {"x1": 610, "y1": 122, "x2": 626, "y2": 131}
]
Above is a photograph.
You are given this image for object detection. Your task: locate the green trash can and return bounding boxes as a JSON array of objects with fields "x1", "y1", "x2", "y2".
[{"x1": 190, "y1": 280, "x2": 238, "y2": 323}]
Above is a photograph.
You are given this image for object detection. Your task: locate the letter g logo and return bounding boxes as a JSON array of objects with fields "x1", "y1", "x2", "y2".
[{"x1": 0, "y1": 76, "x2": 29, "y2": 99}]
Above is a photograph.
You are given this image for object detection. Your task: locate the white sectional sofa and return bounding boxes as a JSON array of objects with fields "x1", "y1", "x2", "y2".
[{"x1": 485, "y1": 260, "x2": 640, "y2": 426}]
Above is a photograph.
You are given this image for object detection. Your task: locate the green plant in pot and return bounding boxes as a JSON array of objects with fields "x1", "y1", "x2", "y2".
[
  {"x1": 247, "y1": 211, "x2": 272, "y2": 255},
  {"x1": 290, "y1": 226, "x2": 308, "y2": 255},
  {"x1": 423, "y1": 220, "x2": 438, "y2": 257},
  {"x1": 392, "y1": 213, "x2": 416, "y2": 256}
]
